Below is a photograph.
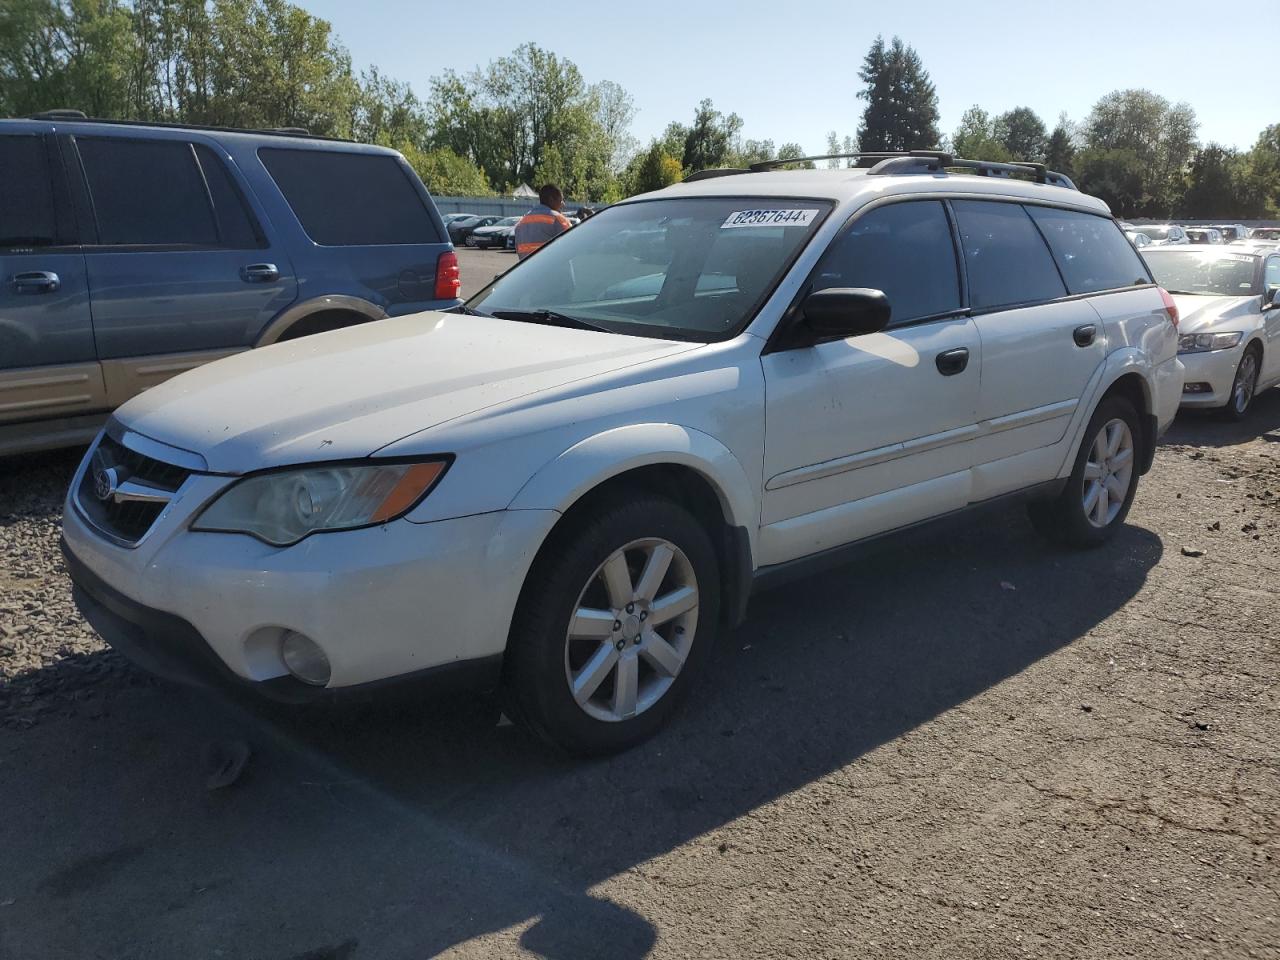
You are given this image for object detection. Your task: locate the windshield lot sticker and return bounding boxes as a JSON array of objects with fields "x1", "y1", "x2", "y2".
[{"x1": 721, "y1": 208, "x2": 820, "y2": 229}]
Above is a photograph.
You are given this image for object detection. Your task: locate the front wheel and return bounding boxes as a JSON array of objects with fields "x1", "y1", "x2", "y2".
[
  {"x1": 1222, "y1": 345, "x2": 1261, "y2": 421},
  {"x1": 1027, "y1": 397, "x2": 1142, "y2": 548},
  {"x1": 503, "y1": 494, "x2": 720, "y2": 755}
]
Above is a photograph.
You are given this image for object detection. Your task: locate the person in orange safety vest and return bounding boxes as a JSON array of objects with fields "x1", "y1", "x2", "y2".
[{"x1": 514, "y1": 184, "x2": 572, "y2": 259}]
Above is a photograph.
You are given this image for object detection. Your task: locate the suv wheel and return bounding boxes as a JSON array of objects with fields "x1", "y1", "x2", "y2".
[
  {"x1": 1027, "y1": 397, "x2": 1142, "y2": 548},
  {"x1": 1223, "y1": 344, "x2": 1261, "y2": 420},
  {"x1": 504, "y1": 494, "x2": 720, "y2": 755}
]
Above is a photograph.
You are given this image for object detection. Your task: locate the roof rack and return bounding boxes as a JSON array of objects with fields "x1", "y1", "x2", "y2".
[
  {"x1": 20, "y1": 111, "x2": 340, "y2": 142},
  {"x1": 681, "y1": 150, "x2": 1077, "y2": 191}
]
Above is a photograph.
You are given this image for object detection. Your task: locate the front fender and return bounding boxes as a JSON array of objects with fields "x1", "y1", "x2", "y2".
[{"x1": 507, "y1": 422, "x2": 760, "y2": 556}]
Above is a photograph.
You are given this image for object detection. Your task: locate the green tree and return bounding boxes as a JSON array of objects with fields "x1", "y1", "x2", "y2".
[
  {"x1": 679, "y1": 98, "x2": 743, "y2": 172},
  {"x1": 950, "y1": 105, "x2": 1010, "y2": 161},
  {"x1": 627, "y1": 142, "x2": 683, "y2": 194},
  {"x1": 994, "y1": 106, "x2": 1047, "y2": 161},
  {"x1": 1180, "y1": 144, "x2": 1271, "y2": 218},
  {"x1": 824, "y1": 130, "x2": 856, "y2": 167},
  {"x1": 1044, "y1": 116, "x2": 1076, "y2": 179},
  {"x1": 1081, "y1": 89, "x2": 1198, "y2": 216},
  {"x1": 400, "y1": 144, "x2": 492, "y2": 197},
  {"x1": 855, "y1": 35, "x2": 940, "y2": 153},
  {"x1": 1074, "y1": 147, "x2": 1146, "y2": 217}
]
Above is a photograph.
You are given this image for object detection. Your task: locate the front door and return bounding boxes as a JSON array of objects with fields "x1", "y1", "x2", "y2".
[
  {"x1": 1263, "y1": 256, "x2": 1280, "y2": 385},
  {"x1": 759, "y1": 199, "x2": 981, "y2": 567},
  {"x1": 70, "y1": 134, "x2": 297, "y2": 405},
  {"x1": 0, "y1": 130, "x2": 104, "y2": 431}
]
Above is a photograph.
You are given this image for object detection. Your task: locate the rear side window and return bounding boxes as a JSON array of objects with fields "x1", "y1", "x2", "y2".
[
  {"x1": 1026, "y1": 207, "x2": 1149, "y2": 294},
  {"x1": 77, "y1": 138, "x2": 218, "y2": 246},
  {"x1": 0, "y1": 135, "x2": 58, "y2": 249},
  {"x1": 194, "y1": 145, "x2": 263, "y2": 249},
  {"x1": 258, "y1": 148, "x2": 441, "y2": 246},
  {"x1": 1266, "y1": 257, "x2": 1280, "y2": 290},
  {"x1": 812, "y1": 200, "x2": 961, "y2": 325},
  {"x1": 952, "y1": 200, "x2": 1066, "y2": 310}
]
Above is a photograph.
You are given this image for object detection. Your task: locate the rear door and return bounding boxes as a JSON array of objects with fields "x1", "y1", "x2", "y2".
[
  {"x1": 759, "y1": 199, "x2": 981, "y2": 565},
  {"x1": 0, "y1": 130, "x2": 105, "y2": 429},
  {"x1": 71, "y1": 134, "x2": 297, "y2": 404},
  {"x1": 256, "y1": 147, "x2": 457, "y2": 313},
  {"x1": 955, "y1": 201, "x2": 1106, "y2": 492}
]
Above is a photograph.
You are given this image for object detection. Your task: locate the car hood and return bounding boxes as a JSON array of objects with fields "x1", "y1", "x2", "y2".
[
  {"x1": 114, "y1": 312, "x2": 696, "y2": 473},
  {"x1": 1170, "y1": 294, "x2": 1259, "y2": 334}
]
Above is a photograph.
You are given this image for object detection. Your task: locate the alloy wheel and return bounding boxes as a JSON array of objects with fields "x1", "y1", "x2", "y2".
[
  {"x1": 1232, "y1": 351, "x2": 1259, "y2": 415},
  {"x1": 563, "y1": 537, "x2": 699, "y2": 723},
  {"x1": 1082, "y1": 418, "x2": 1135, "y2": 529}
]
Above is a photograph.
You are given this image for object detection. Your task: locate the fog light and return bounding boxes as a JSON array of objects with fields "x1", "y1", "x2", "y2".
[
  {"x1": 1183, "y1": 382, "x2": 1212, "y2": 394},
  {"x1": 280, "y1": 631, "x2": 331, "y2": 686}
]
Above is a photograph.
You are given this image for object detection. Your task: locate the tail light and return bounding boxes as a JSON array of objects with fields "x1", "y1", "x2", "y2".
[
  {"x1": 1158, "y1": 287, "x2": 1179, "y2": 328},
  {"x1": 434, "y1": 250, "x2": 460, "y2": 300}
]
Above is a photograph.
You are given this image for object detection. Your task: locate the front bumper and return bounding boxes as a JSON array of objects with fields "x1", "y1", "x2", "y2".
[
  {"x1": 1178, "y1": 345, "x2": 1243, "y2": 408},
  {"x1": 62, "y1": 477, "x2": 558, "y2": 696}
]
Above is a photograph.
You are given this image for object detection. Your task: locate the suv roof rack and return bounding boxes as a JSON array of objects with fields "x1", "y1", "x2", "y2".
[
  {"x1": 682, "y1": 150, "x2": 1077, "y2": 191},
  {"x1": 20, "y1": 112, "x2": 342, "y2": 142}
]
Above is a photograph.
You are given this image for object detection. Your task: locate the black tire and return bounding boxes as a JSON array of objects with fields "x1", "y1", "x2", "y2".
[
  {"x1": 1221, "y1": 344, "x2": 1262, "y2": 421},
  {"x1": 1027, "y1": 396, "x2": 1143, "y2": 548},
  {"x1": 503, "y1": 493, "x2": 720, "y2": 755}
]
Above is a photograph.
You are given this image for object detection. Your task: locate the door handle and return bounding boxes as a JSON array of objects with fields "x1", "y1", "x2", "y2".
[
  {"x1": 1073, "y1": 323, "x2": 1097, "y2": 347},
  {"x1": 12, "y1": 271, "x2": 60, "y2": 294},
  {"x1": 935, "y1": 347, "x2": 970, "y2": 376},
  {"x1": 240, "y1": 263, "x2": 279, "y2": 283}
]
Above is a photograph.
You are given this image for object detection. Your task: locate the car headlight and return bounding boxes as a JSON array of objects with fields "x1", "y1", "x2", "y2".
[
  {"x1": 1178, "y1": 331, "x2": 1243, "y2": 354},
  {"x1": 192, "y1": 459, "x2": 450, "y2": 546}
]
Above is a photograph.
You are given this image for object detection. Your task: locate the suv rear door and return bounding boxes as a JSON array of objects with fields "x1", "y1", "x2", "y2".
[
  {"x1": 69, "y1": 133, "x2": 297, "y2": 404},
  {"x1": 0, "y1": 129, "x2": 104, "y2": 439},
  {"x1": 256, "y1": 147, "x2": 457, "y2": 313},
  {"x1": 955, "y1": 201, "x2": 1114, "y2": 496}
]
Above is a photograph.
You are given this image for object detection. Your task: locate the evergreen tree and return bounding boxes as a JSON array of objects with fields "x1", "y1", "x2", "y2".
[
  {"x1": 855, "y1": 36, "x2": 940, "y2": 154},
  {"x1": 1044, "y1": 117, "x2": 1077, "y2": 178}
]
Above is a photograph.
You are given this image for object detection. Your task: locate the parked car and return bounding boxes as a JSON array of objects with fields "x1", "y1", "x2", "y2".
[
  {"x1": 1249, "y1": 227, "x2": 1280, "y2": 240},
  {"x1": 441, "y1": 212, "x2": 476, "y2": 225},
  {"x1": 469, "y1": 216, "x2": 520, "y2": 249},
  {"x1": 1185, "y1": 227, "x2": 1224, "y2": 245},
  {"x1": 63, "y1": 154, "x2": 1183, "y2": 755},
  {"x1": 448, "y1": 215, "x2": 502, "y2": 246},
  {"x1": 0, "y1": 112, "x2": 460, "y2": 458},
  {"x1": 1129, "y1": 224, "x2": 1190, "y2": 246},
  {"x1": 1210, "y1": 224, "x2": 1250, "y2": 243},
  {"x1": 1126, "y1": 230, "x2": 1153, "y2": 248},
  {"x1": 1142, "y1": 246, "x2": 1280, "y2": 418}
]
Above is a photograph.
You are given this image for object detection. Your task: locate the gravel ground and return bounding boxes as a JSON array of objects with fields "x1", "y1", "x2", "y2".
[{"x1": 0, "y1": 392, "x2": 1277, "y2": 959}]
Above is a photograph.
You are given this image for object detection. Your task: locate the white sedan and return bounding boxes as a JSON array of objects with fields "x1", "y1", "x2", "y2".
[{"x1": 1143, "y1": 246, "x2": 1280, "y2": 418}]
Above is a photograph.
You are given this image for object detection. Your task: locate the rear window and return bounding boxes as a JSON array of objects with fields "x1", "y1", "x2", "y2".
[
  {"x1": 0, "y1": 134, "x2": 57, "y2": 248},
  {"x1": 952, "y1": 200, "x2": 1067, "y2": 309},
  {"x1": 78, "y1": 137, "x2": 218, "y2": 246},
  {"x1": 259, "y1": 148, "x2": 441, "y2": 246},
  {"x1": 1026, "y1": 207, "x2": 1150, "y2": 295}
]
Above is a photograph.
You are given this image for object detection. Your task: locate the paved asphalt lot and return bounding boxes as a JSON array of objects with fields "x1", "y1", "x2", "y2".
[
  {"x1": 457, "y1": 246, "x2": 518, "y2": 298},
  {"x1": 0, "y1": 277, "x2": 1277, "y2": 956}
]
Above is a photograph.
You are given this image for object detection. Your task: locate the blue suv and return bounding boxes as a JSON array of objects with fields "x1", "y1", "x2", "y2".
[{"x1": 0, "y1": 112, "x2": 461, "y2": 456}]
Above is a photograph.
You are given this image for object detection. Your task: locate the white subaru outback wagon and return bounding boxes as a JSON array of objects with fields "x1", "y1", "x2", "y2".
[{"x1": 62, "y1": 152, "x2": 1185, "y2": 754}]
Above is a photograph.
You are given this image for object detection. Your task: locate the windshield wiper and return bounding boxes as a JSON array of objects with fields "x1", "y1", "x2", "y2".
[
  {"x1": 1164, "y1": 289, "x2": 1208, "y2": 296},
  {"x1": 450, "y1": 304, "x2": 494, "y2": 317},
  {"x1": 489, "y1": 308, "x2": 611, "y2": 333}
]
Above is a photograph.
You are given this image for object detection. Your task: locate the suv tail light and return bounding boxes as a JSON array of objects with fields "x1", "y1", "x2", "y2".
[
  {"x1": 434, "y1": 250, "x2": 460, "y2": 300},
  {"x1": 1158, "y1": 287, "x2": 1179, "y2": 328}
]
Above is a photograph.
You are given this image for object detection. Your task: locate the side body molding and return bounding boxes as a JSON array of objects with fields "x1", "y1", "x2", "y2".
[{"x1": 507, "y1": 422, "x2": 760, "y2": 562}]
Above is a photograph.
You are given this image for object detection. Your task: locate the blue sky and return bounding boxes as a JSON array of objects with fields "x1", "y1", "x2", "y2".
[{"x1": 303, "y1": 0, "x2": 1271, "y2": 153}]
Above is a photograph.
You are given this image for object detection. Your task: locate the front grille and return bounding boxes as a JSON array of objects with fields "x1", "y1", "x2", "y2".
[{"x1": 77, "y1": 434, "x2": 193, "y2": 545}]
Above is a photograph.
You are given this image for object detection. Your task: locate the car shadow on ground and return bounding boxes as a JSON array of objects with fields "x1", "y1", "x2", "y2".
[
  {"x1": 1161, "y1": 386, "x2": 1280, "y2": 448},
  {"x1": 4, "y1": 487, "x2": 1163, "y2": 958}
]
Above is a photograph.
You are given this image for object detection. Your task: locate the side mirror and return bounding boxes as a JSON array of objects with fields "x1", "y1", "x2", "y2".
[
  {"x1": 1267, "y1": 288, "x2": 1280, "y2": 310},
  {"x1": 801, "y1": 287, "x2": 891, "y2": 341}
]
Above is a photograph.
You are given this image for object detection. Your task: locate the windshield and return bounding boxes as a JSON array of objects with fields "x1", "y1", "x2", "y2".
[
  {"x1": 1132, "y1": 225, "x2": 1171, "y2": 240},
  {"x1": 1253, "y1": 228, "x2": 1280, "y2": 239},
  {"x1": 1143, "y1": 249, "x2": 1260, "y2": 296},
  {"x1": 469, "y1": 197, "x2": 831, "y2": 341}
]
